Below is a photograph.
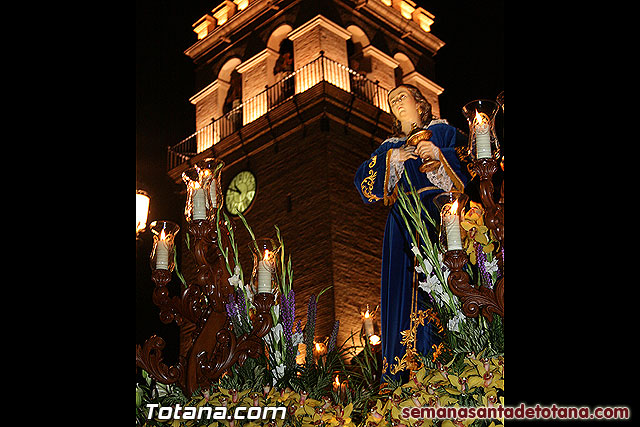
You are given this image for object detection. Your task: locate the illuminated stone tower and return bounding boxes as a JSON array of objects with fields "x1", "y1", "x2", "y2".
[{"x1": 168, "y1": 0, "x2": 446, "y2": 351}]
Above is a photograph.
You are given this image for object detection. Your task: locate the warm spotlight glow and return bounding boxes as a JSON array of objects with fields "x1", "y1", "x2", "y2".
[
  {"x1": 212, "y1": 4, "x2": 230, "y2": 26},
  {"x1": 399, "y1": 1, "x2": 415, "y2": 19},
  {"x1": 415, "y1": 10, "x2": 434, "y2": 32},
  {"x1": 136, "y1": 191, "x2": 150, "y2": 234},
  {"x1": 234, "y1": 0, "x2": 248, "y2": 11}
]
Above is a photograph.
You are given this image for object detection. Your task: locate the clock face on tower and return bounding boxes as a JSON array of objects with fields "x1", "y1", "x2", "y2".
[{"x1": 225, "y1": 170, "x2": 256, "y2": 215}]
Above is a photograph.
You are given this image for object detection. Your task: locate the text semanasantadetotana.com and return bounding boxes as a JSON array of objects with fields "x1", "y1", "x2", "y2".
[{"x1": 401, "y1": 403, "x2": 630, "y2": 421}]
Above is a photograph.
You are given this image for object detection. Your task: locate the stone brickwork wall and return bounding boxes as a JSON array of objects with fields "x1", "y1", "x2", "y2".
[{"x1": 213, "y1": 115, "x2": 390, "y2": 346}]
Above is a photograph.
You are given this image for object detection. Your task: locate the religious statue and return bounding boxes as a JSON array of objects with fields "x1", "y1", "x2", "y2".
[{"x1": 354, "y1": 84, "x2": 468, "y2": 382}]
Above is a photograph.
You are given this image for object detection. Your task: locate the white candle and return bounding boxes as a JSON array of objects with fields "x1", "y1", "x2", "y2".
[
  {"x1": 444, "y1": 201, "x2": 463, "y2": 250},
  {"x1": 474, "y1": 111, "x2": 492, "y2": 159},
  {"x1": 257, "y1": 250, "x2": 273, "y2": 293},
  {"x1": 192, "y1": 186, "x2": 207, "y2": 220},
  {"x1": 155, "y1": 230, "x2": 170, "y2": 270},
  {"x1": 363, "y1": 309, "x2": 374, "y2": 336}
]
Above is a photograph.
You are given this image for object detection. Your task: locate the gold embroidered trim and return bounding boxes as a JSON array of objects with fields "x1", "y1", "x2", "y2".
[{"x1": 361, "y1": 155, "x2": 381, "y2": 202}]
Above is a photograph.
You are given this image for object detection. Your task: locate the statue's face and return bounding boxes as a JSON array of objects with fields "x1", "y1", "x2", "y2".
[{"x1": 389, "y1": 87, "x2": 421, "y2": 126}]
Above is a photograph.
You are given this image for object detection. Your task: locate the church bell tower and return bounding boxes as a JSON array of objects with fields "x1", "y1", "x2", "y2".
[{"x1": 167, "y1": 0, "x2": 446, "y2": 352}]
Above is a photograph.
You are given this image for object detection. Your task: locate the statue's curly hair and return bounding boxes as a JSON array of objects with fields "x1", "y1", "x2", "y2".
[{"x1": 388, "y1": 84, "x2": 433, "y2": 137}]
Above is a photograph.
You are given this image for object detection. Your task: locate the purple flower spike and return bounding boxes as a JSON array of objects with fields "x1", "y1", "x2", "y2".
[
  {"x1": 476, "y1": 243, "x2": 493, "y2": 289},
  {"x1": 226, "y1": 293, "x2": 237, "y2": 320}
]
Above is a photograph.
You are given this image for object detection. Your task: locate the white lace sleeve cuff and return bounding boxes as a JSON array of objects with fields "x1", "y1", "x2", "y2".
[
  {"x1": 425, "y1": 149, "x2": 454, "y2": 191},
  {"x1": 387, "y1": 148, "x2": 405, "y2": 194}
]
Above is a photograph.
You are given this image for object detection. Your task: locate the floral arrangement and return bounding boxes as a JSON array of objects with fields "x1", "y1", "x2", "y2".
[
  {"x1": 136, "y1": 180, "x2": 504, "y2": 427},
  {"x1": 394, "y1": 177, "x2": 504, "y2": 361}
]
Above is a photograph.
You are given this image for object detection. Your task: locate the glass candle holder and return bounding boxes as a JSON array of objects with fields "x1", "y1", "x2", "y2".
[
  {"x1": 433, "y1": 191, "x2": 469, "y2": 252},
  {"x1": 248, "y1": 238, "x2": 280, "y2": 294},
  {"x1": 181, "y1": 158, "x2": 224, "y2": 222},
  {"x1": 149, "y1": 220, "x2": 180, "y2": 271},
  {"x1": 360, "y1": 304, "x2": 380, "y2": 346},
  {"x1": 462, "y1": 99, "x2": 500, "y2": 161}
]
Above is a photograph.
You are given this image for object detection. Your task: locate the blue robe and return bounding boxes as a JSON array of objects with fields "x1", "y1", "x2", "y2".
[{"x1": 353, "y1": 122, "x2": 468, "y2": 383}]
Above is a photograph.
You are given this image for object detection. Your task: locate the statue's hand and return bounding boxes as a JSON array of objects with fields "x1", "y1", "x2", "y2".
[
  {"x1": 415, "y1": 140, "x2": 439, "y2": 160},
  {"x1": 393, "y1": 145, "x2": 418, "y2": 162}
]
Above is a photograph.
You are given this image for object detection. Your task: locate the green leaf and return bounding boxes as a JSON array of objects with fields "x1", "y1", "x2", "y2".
[{"x1": 173, "y1": 247, "x2": 187, "y2": 288}]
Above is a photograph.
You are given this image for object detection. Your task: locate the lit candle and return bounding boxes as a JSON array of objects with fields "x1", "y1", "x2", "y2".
[
  {"x1": 444, "y1": 200, "x2": 463, "y2": 251},
  {"x1": 333, "y1": 375, "x2": 346, "y2": 397},
  {"x1": 257, "y1": 250, "x2": 273, "y2": 293},
  {"x1": 333, "y1": 375, "x2": 340, "y2": 393},
  {"x1": 363, "y1": 308, "x2": 374, "y2": 337},
  {"x1": 313, "y1": 342, "x2": 327, "y2": 363},
  {"x1": 155, "y1": 229, "x2": 170, "y2": 270},
  {"x1": 474, "y1": 111, "x2": 492, "y2": 159},
  {"x1": 192, "y1": 183, "x2": 207, "y2": 220}
]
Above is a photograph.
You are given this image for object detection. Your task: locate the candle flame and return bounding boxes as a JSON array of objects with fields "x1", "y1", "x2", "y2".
[
  {"x1": 315, "y1": 342, "x2": 322, "y2": 352},
  {"x1": 474, "y1": 110, "x2": 484, "y2": 124},
  {"x1": 364, "y1": 309, "x2": 371, "y2": 319},
  {"x1": 263, "y1": 249, "x2": 271, "y2": 261},
  {"x1": 160, "y1": 229, "x2": 166, "y2": 240},
  {"x1": 334, "y1": 375, "x2": 340, "y2": 386},
  {"x1": 450, "y1": 200, "x2": 459, "y2": 215}
]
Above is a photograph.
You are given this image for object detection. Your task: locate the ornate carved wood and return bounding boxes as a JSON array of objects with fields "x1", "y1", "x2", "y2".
[
  {"x1": 197, "y1": 293, "x2": 274, "y2": 384},
  {"x1": 471, "y1": 158, "x2": 504, "y2": 248},
  {"x1": 443, "y1": 250, "x2": 503, "y2": 321},
  {"x1": 136, "y1": 218, "x2": 275, "y2": 396}
]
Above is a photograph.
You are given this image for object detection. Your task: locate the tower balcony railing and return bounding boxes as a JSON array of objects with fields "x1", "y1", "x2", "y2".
[{"x1": 167, "y1": 53, "x2": 391, "y2": 171}]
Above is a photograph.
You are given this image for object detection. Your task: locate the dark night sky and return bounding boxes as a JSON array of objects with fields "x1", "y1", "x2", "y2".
[{"x1": 135, "y1": 0, "x2": 503, "y2": 366}]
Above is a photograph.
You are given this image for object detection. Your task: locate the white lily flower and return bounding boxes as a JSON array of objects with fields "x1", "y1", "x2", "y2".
[
  {"x1": 447, "y1": 311, "x2": 466, "y2": 333},
  {"x1": 485, "y1": 257, "x2": 499, "y2": 275},
  {"x1": 291, "y1": 331, "x2": 304, "y2": 346},
  {"x1": 423, "y1": 259, "x2": 433, "y2": 275},
  {"x1": 410, "y1": 243, "x2": 421, "y2": 257},
  {"x1": 228, "y1": 265, "x2": 243, "y2": 288},
  {"x1": 448, "y1": 317, "x2": 460, "y2": 332},
  {"x1": 271, "y1": 364, "x2": 285, "y2": 385}
]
